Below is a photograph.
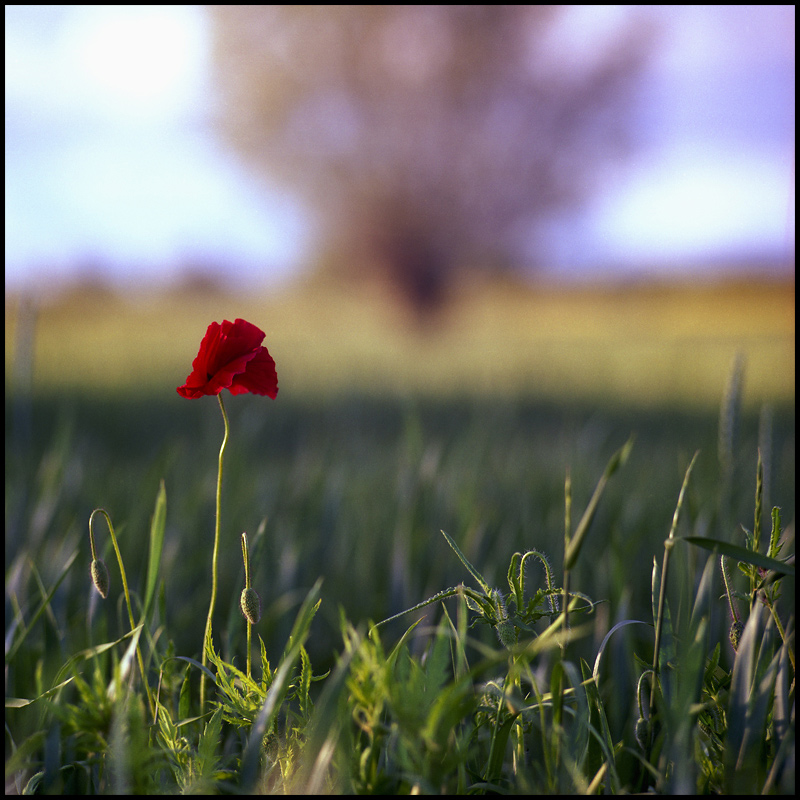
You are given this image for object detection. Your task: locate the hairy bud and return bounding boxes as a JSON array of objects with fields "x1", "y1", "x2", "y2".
[
  {"x1": 495, "y1": 619, "x2": 517, "y2": 648},
  {"x1": 91, "y1": 558, "x2": 110, "y2": 599},
  {"x1": 729, "y1": 620, "x2": 744, "y2": 651},
  {"x1": 240, "y1": 587, "x2": 262, "y2": 625}
]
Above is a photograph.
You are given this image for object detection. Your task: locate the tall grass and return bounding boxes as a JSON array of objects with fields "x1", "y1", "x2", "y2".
[{"x1": 5, "y1": 374, "x2": 795, "y2": 792}]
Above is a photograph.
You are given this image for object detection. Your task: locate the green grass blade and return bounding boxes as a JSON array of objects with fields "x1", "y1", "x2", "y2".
[
  {"x1": 484, "y1": 713, "x2": 518, "y2": 785},
  {"x1": 142, "y1": 479, "x2": 167, "y2": 623},
  {"x1": 592, "y1": 619, "x2": 651, "y2": 684},
  {"x1": 295, "y1": 634, "x2": 360, "y2": 793},
  {"x1": 164, "y1": 655, "x2": 217, "y2": 687},
  {"x1": 561, "y1": 659, "x2": 591, "y2": 774},
  {"x1": 679, "y1": 536, "x2": 794, "y2": 576},
  {"x1": 5, "y1": 677, "x2": 76, "y2": 709},
  {"x1": 564, "y1": 435, "x2": 634, "y2": 571},
  {"x1": 283, "y1": 577, "x2": 323, "y2": 659},
  {"x1": 763, "y1": 642, "x2": 793, "y2": 793},
  {"x1": 650, "y1": 555, "x2": 660, "y2": 628},
  {"x1": 580, "y1": 658, "x2": 621, "y2": 794},
  {"x1": 725, "y1": 603, "x2": 764, "y2": 789},
  {"x1": 6, "y1": 550, "x2": 79, "y2": 663}
]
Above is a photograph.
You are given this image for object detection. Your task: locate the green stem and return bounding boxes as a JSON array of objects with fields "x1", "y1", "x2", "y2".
[
  {"x1": 719, "y1": 555, "x2": 740, "y2": 626},
  {"x1": 752, "y1": 450, "x2": 763, "y2": 597},
  {"x1": 242, "y1": 532, "x2": 253, "y2": 679},
  {"x1": 200, "y1": 393, "x2": 230, "y2": 712},
  {"x1": 89, "y1": 508, "x2": 154, "y2": 716},
  {"x1": 562, "y1": 468, "x2": 571, "y2": 638}
]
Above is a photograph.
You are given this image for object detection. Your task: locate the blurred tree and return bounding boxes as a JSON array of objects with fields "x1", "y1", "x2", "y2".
[{"x1": 210, "y1": 5, "x2": 651, "y2": 317}]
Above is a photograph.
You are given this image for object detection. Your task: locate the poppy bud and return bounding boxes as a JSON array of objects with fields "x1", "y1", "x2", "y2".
[
  {"x1": 91, "y1": 558, "x2": 110, "y2": 599},
  {"x1": 729, "y1": 620, "x2": 744, "y2": 650},
  {"x1": 495, "y1": 619, "x2": 517, "y2": 648},
  {"x1": 240, "y1": 587, "x2": 262, "y2": 625}
]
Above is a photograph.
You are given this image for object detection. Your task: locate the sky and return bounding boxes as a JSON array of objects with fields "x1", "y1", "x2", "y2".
[{"x1": 4, "y1": 5, "x2": 795, "y2": 294}]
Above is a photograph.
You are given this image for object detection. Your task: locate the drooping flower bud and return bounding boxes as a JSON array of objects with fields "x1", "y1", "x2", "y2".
[
  {"x1": 240, "y1": 587, "x2": 262, "y2": 625},
  {"x1": 91, "y1": 558, "x2": 110, "y2": 599}
]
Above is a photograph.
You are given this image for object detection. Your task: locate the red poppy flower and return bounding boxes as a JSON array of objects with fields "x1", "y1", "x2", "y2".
[{"x1": 177, "y1": 319, "x2": 278, "y2": 399}]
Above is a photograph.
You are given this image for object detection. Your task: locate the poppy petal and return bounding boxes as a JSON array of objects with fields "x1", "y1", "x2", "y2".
[
  {"x1": 177, "y1": 318, "x2": 277, "y2": 399},
  {"x1": 229, "y1": 347, "x2": 278, "y2": 398}
]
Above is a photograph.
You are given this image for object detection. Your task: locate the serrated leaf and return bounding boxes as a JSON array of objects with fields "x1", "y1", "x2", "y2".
[
  {"x1": 374, "y1": 585, "x2": 463, "y2": 627},
  {"x1": 196, "y1": 706, "x2": 224, "y2": 779},
  {"x1": 441, "y1": 529, "x2": 492, "y2": 595}
]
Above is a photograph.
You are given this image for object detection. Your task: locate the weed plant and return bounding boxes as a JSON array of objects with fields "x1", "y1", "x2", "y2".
[{"x1": 5, "y1": 366, "x2": 795, "y2": 793}]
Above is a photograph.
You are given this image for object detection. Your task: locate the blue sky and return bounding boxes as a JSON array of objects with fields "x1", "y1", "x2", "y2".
[{"x1": 4, "y1": 5, "x2": 795, "y2": 293}]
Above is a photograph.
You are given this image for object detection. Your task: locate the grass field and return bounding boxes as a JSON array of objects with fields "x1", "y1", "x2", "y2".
[{"x1": 4, "y1": 275, "x2": 795, "y2": 793}]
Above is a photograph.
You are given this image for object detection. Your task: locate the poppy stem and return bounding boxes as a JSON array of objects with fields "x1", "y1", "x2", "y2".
[
  {"x1": 242, "y1": 532, "x2": 253, "y2": 680},
  {"x1": 200, "y1": 392, "x2": 230, "y2": 713}
]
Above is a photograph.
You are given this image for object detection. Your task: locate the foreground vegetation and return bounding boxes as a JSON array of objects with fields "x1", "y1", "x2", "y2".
[
  {"x1": 6, "y1": 359, "x2": 794, "y2": 792},
  {"x1": 5, "y1": 278, "x2": 796, "y2": 792}
]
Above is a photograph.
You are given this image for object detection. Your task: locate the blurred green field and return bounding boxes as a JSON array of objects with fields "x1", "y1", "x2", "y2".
[
  {"x1": 5, "y1": 372, "x2": 795, "y2": 672},
  {"x1": 5, "y1": 275, "x2": 795, "y2": 408}
]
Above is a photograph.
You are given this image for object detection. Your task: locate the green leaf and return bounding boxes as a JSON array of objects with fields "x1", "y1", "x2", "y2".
[
  {"x1": 373, "y1": 585, "x2": 463, "y2": 628},
  {"x1": 166, "y1": 655, "x2": 217, "y2": 687},
  {"x1": 441, "y1": 529, "x2": 492, "y2": 595},
  {"x1": 768, "y1": 506, "x2": 782, "y2": 559},
  {"x1": 581, "y1": 658, "x2": 621, "y2": 793},
  {"x1": 4, "y1": 677, "x2": 75, "y2": 709},
  {"x1": 484, "y1": 715, "x2": 517, "y2": 785},
  {"x1": 297, "y1": 645, "x2": 313, "y2": 720},
  {"x1": 48, "y1": 623, "x2": 145, "y2": 694},
  {"x1": 106, "y1": 621, "x2": 144, "y2": 700},
  {"x1": 679, "y1": 537, "x2": 794, "y2": 576},
  {"x1": 259, "y1": 634, "x2": 273, "y2": 691},
  {"x1": 562, "y1": 660, "x2": 591, "y2": 769},
  {"x1": 198, "y1": 705, "x2": 223, "y2": 765},
  {"x1": 725, "y1": 603, "x2": 780, "y2": 792}
]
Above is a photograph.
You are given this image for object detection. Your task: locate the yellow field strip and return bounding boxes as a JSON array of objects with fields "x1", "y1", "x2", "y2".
[{"x1": 5, "y1": 277, "x2": 794, "y2": 408}]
